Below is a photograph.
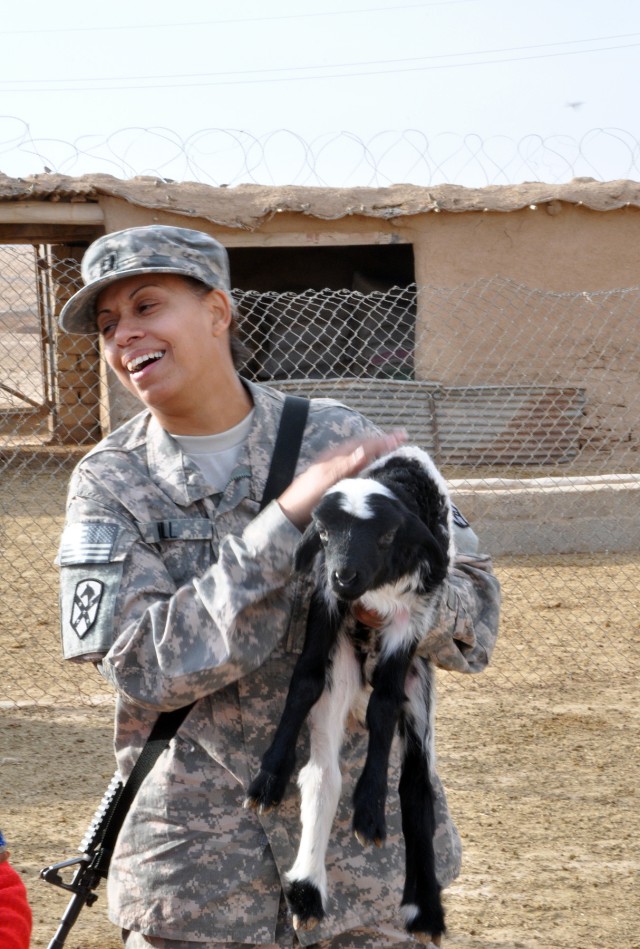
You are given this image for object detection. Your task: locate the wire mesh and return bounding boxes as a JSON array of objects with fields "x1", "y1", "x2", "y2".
[{"x1": 1, "y1": 245, "x2": 639, "y2": 711}]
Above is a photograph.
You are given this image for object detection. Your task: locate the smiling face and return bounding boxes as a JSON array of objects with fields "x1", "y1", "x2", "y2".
[{"x1": 95, "y1": 273, "x2": 251, "y2": 434}]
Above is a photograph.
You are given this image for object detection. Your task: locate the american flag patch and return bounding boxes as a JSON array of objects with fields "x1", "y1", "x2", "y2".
[{"x1": 59, "y1": 522, "x2": 119, "y2": 565}]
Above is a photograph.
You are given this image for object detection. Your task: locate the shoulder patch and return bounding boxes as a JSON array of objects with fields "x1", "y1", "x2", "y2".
[
  {"x1": 59, "y1": 522, "x2": 119, "y2": 565},
  {"x1": 70, "y1": 579, "x2": 104, "y2": 638},
  {"x1": 451, "y1": 504, "x2": 470, "y2": 529}
]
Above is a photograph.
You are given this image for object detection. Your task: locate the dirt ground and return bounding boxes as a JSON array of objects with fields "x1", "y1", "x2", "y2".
[{"x1": 1, "y1": 469, "x2": 639, "y2": 949}]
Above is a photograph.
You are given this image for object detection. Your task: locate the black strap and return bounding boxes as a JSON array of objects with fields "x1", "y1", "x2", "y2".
[
  {"x1": 95, "y1": 394, "x2": 310, "y2": 874},
  {"x1": 259, "y1": 395, "x2": 310, "y2": 511},
  {"x1": 91, "y1": 703, "x2": 194, "y2": 877}
]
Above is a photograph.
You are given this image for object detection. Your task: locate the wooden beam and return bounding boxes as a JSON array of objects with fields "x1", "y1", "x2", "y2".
[
  {"x1": 0, "y1": 202, "x2": 104, "y2": 225},
  {"x1": 0, "y1": 224, "x2": 101, "y2": 244},
  {"x1": 216, "y1": 230, "x2": 410, "y2": 248}
]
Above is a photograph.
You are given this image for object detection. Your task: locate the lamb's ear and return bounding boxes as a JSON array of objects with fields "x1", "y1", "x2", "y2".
[{"x1": 294, "y1": 524, "x2": 323, "y2": 573}]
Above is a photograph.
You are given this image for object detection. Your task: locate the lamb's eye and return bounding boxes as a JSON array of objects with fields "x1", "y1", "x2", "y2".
[
  {"x1": 378, "y1": 528, "x2": 396, "y2": 548},
  {"x1": 318, "y1": 527, "x2": 329, "y2": 545}
]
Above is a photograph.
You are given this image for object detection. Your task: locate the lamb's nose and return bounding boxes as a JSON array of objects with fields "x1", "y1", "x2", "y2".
[{"x1": 333, "y1": 568, "x2": 358, "y2": 589}]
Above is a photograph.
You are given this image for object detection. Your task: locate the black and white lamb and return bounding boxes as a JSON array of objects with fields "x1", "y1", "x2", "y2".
[{"x1": 244, "y1": 446, "x2": 454, "y2": 946}]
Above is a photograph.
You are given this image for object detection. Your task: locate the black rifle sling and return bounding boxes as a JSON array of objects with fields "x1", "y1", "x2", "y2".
[
  {"x1": 92, "y1": 704, "x2": 193, "y2": 877},
  {"x1": 93, "y1": 394, "x2": 310, "y2": 877},
  {"x1": 259, "y1": 394, "x2": 309, "y2": 512}
]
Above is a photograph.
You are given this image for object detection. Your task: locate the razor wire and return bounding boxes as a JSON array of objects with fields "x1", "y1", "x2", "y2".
[
  {"x1": 2, "y1": 120, "x2": 640, "y2": 186},
  {"x1": 1, "y1": 244, "x2": 639, "y2": 709}
]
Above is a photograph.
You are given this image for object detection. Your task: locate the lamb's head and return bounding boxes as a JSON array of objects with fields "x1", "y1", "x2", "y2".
[{"x1": 294, "y1": 477, "x2": 449, "y2": 601}]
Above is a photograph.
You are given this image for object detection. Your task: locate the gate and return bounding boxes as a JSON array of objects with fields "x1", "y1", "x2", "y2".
[
  {"x1": 0, "y1": 243, "x2": 102, "y2": 448},
  {"x1": 0, "y1": 245, "x2": 53, "y2": 442}
]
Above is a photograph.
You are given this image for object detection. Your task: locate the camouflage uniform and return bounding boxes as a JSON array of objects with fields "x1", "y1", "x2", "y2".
[{"x1": 58, "y1": 380, "x2": 500, "y2": 947}]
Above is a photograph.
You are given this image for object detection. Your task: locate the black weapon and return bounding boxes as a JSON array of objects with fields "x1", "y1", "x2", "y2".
[
  {"x1": 40, "y1": 771, "x2": 123, "y2": 949},
  {"x1": 40, "y1": 702, "x2": 196, "y2": 948}
]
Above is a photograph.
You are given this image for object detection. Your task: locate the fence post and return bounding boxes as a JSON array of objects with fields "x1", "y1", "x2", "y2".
[{"x1": 48, "y1": 246, "x2": 102, "y2": 445}]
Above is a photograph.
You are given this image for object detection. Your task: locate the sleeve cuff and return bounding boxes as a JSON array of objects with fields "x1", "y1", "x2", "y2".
[{"x1": 242, "y1": 500, "x2": 302, "y2": 571}]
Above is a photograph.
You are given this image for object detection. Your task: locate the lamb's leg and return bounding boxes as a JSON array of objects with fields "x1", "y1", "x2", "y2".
[
  {"x1": 352, "y1": 642, "x2": 414, "y2": 847},
  {"x1": 285, "y1": 635, "x2": 361, "y2": 932},
  {"x1": 399, "y1": 660, "x2": 445, "y2": 945},
  {"x1": 244, "y1": 592, "x2": 346, "y2": 813}
]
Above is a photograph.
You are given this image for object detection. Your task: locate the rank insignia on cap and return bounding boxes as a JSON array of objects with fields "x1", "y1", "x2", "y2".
[
  {"x1": 99, "y1": 252, "x2": 118, "y2": 275},
  {"x1": 71, "y1": 579, "x2": 104, "y2": 638}
]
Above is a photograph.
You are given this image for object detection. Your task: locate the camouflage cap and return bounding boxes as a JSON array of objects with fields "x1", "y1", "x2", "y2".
[{"x1": 59, "y1": 225, "x2": 231, "y2": 334}]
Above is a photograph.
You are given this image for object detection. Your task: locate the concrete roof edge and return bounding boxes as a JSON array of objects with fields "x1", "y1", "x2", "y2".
[{"x1": 0, "y1": 173, "x2": 639, "y2": 228}]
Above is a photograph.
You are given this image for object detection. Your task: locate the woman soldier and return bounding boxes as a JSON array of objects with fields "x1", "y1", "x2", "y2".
[{"x1": 57, "y1": 225, "x2": 500, "y2": 949}]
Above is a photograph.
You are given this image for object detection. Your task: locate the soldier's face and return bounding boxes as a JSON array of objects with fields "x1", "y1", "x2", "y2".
[{"x1": 95, "y1": 273, "x2": 233, "y2": 418}]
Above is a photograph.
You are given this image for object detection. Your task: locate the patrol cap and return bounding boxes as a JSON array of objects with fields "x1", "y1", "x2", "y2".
[{"x1": 59, "y1": 225, "x2": 231, "y2": 335}]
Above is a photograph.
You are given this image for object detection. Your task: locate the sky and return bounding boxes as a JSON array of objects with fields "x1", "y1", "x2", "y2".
[{"x1": 0, "y1": 0, "x2": 638, "y2": 187}]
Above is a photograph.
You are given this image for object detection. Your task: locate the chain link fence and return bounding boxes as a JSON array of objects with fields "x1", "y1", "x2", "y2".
[
  {"x1": 1, "y1": 243, "x2": 639, "y2": 712},
  {"x1": 4, "y1": 239, "x2": 640, "y2": 949}
]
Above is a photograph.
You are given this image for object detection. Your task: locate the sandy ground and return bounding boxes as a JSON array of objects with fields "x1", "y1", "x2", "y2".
[{"x1": 1, "y1": 468, "x2": 639, "y2": 949}]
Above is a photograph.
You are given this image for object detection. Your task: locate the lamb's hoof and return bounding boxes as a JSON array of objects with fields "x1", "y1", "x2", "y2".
[
  {"x1": 292, "y1": 914, "x2": 320, "y2": 932},
  {"x1": 354, "y1": 829, "x2": 383, "y2": 848},
  {"x1": 402, "y1": 902, "x2": 445, "y2": 946},
  {"x1": 352, "y1": 806, "x2": 386, "y2": 848},
  {"x1": 412, "y1": 933, "x2": 441, "y2": 946},
  {"x1": 286, "y1": 879, "x2": 325, "y2": 932},
  {"x1": 243, "y1": 796, "x2": 273, "y2": 815},
  {"x1": 244, "y1": 769, "x2": 288, "y2": 814}
]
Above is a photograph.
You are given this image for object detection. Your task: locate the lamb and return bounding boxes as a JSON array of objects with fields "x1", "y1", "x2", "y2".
[{"x1": 244, "y1": 446, "x2": 454, "y2": 945}]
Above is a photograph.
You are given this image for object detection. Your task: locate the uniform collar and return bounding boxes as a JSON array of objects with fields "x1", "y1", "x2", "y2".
[{"x1": 145, "y1": 380, "x2": 287, "y2": 508}]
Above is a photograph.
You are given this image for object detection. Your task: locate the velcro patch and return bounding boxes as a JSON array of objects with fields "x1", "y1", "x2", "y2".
[{"x1": 59, "y1": 522, "x2": 118, "y2": 565}]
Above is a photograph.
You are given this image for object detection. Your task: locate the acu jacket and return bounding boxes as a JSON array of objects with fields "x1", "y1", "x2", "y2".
[{"x1": 58, "y1": 381, "x2": 500, "y2": 946}]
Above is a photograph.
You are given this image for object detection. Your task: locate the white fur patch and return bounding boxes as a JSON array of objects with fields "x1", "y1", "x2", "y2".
[
  {"x1": 326, "y1": 478, "x2": 395, "y2": 519},
  {"x1": 287, "y1": 636, "x2": 361, "y2": 903},
  {"x1": 400, "y1": 902, "x2": 421, "y2": 924}
]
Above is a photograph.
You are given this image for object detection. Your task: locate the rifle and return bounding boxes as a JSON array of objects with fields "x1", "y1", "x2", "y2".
[
  {"x1": 41, "y1": 698, "x2": 195, "y2": 948},
  {"x1": 40, "y1": 771, "x2": 123, "y2": 949}
]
